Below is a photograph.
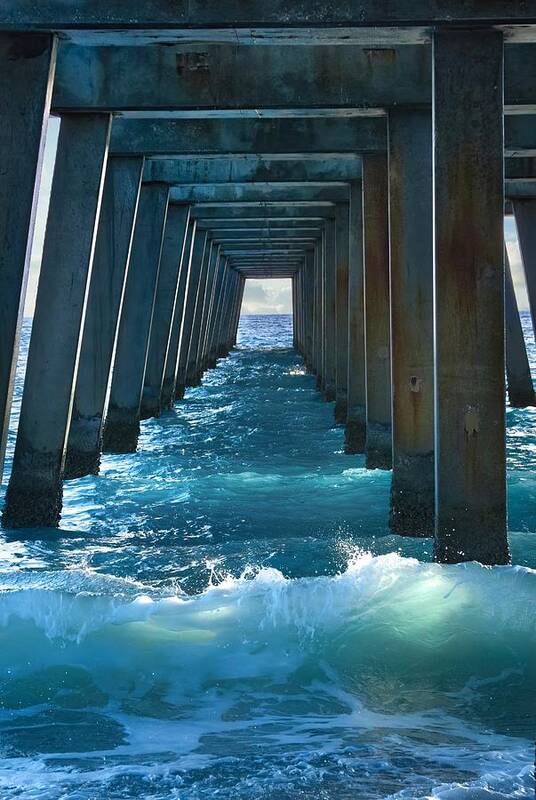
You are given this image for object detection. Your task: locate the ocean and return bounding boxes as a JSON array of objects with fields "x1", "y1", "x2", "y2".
[{"x1": 0, "y1": 313, "x2": 534, "y2": 798}]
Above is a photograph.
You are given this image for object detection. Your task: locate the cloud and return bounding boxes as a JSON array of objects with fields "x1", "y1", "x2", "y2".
[{"x1": 241, "y1": 278, "x2": 292, "y2": 315}]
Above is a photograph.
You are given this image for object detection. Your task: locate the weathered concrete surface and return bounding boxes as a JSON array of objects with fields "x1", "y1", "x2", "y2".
[
  {"x1": 2, "y1": 113, "x2": 111, "y2": 528},
  {"x1": 433, "y1": 29, "x2": 509, "y2": 565},
  {"x1": 65, "y1": 156, "x2": 144, "y2": 479},
  {"x1": 144, "y1": 157, "x2": 363, "y2": 184},
  {"x1": 161, "y1": 219, "x2": 195, "y2": 408},
  {"x1": 388, "y1": 109, "x2": 434, "y2": 537},
  {"x1": 345, "y1": 183, "x2": 366, "y2": 454},
  {"x1": 196, "y1": 244, "x2": 220, "y2": 375},
  {"x1": 53, "y1": 42, "x2": 536, "y2": 113},
  {"x1": 505, "y1": 251, "x2": 535, "y2": 407},
  {"x1": 362, "y1": 155, "x2": 392, "y2": 470},
  {"x1": 110, "y1": 117, "x2": 386, "y2": 156},
  {"x1": 141, "y1": 204, "x2": 191, "y2": 419},
  {"x1": 0, "y1": 33, "x2": 57, "y2": 482},
  {"x1": 334, "y1": 203, "x2": 350, "y2": 424},
  {"x1": 103, "y1": 183, "x2": 169, "y2": 454},
  {"x1": 512, "y1": 199, "x2": 536, "y2": 336},
  {"x1": 3, "y1": 3, "x2": 536, "y2": 37},
  {"x1": 312, "y1": 242, "x2": 323, "y2": 379},
  {"x1": 175, "y1": 229, "x2": 207, "y2": 398}
]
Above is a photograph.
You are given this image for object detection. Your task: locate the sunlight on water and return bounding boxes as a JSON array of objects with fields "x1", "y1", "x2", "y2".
[{"x1": 0, "y1": 314, "x2": 534, "y2": 798}]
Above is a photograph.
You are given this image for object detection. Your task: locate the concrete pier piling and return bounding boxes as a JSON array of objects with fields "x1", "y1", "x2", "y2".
[
  {"x1": 433, "y1": 29, "x2": 509, "y2": 565},
  {"x1": 388, "y1": 109, "x2": 435, "y2": 537},
  {"x1": 141, "y1": 204, "x2": 190, "y2": 419},
  {"x1": 65, "y1": 156, "x2": 144, "y2": 479},
  {"x1": 334, "y1": 204, "x2": 350, "y2": 424},
  {"x1": 345, "y1": 183, "x2": 366, "y2": 454},
  {"x1": 175, "y1": 229, "x2": 207, "y2": 398},
  {"x1": 0, "y1": 33, "x2": 57, "y2": 480},
  {"x1": 103, "y1": 182, "x2": 169, "y2": 454},
  {"x1": 3, "y1": 113, "x2": 111, "y2": 527},
  {"x1": 362, "y1": 155, "x2": 392, "y2": 470},
  {"x1": 505, "y1": 251, "x2": 535, "y2": 408},
  {"x1": 323, "y1": 219, "x2": 337, "y2": 403},
  {"x1": 513, "y1": 199, "x2": 536, "y2": 336},
  {"x1": 161, "y1": 219, "x2": 195, "y2": 408}
]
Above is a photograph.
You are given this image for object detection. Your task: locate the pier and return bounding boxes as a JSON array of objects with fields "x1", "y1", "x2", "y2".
[{"x1": 2, "y1": 5, "x2": 536, "y2": 565}]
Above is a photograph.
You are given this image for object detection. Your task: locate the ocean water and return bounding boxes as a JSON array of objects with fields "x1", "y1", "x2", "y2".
[{"x1": 0, "y1": 313, "x2": 534, "y2": 799}]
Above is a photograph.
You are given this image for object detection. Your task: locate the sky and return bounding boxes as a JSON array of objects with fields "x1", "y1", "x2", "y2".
[{"x1": 26, "y1": 116, "x2": 528, "y2": 318}]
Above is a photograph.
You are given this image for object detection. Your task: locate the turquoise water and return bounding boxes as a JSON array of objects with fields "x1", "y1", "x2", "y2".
[{"x1": 0, "y1": 314, "x2": 534, "y2": 798}]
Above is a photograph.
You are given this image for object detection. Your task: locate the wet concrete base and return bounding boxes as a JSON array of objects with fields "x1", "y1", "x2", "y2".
[
  {"x1": 365, "y1": 422, "x2": 392, "y2": 470},
  {"x1": 2, "y1": 447, "x2": 63, "y2": 528},
  {"x1": 344, "y1": 415, "x2": 366, "y2": 454},
  {"x1": 102, "y1": 409, "x2": 140, "y2": 454},
  {"x1": 64, "y1": 415, "x2": 103, "y2": 479},
  {"x1": 174, "y1": 383, "x2": 185, "y2": 401},
  {"x1": 160, "y1": 378, "x2": 176, "y2": 410},
  {"x1": 434, "y1": 508, "x2": 510, "y2": 565},
  {"x1": 389, "y1": 452, "x2": 434, "y2": 537},
  {"x1": 140, "y1": 388, "x2": 161, "y2": 421},
  {"x1": 64, "y1": 447, "x2": 101, "y2": 480},
  {"x1": 334, "y1": 395, "x2": 348, "y2": 425}
]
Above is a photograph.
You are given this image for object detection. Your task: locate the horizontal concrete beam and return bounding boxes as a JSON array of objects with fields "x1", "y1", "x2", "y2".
[
  {"x1": 505, "y1": 178, "x2": 536, "y2": 197},
  {"x1": 53, "y1": 43, "x2": 536, "y2": 113},
  {"x1": 168, "y1": 183, "x2": 349, "y2": 203},
  {"x1": 144, "y1": 157, "x2": 362, "y2": 183},
  {"x1": 110, "y1": 117, "x2": 386, "y2": 156},
  {"x1": 112, "y1": 116, "x2": 536, "y2": 157},
  {"x1": 3, "y1": 3, "x2": 536, "y2": 40}
]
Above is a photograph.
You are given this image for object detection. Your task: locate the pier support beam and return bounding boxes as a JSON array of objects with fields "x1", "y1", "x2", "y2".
[
  {"x1": 505, "y1": 251, "x2": 535, "y2": 407},
  {"x1": 388, "y1": 109, "x2": 434, "y2": 536},
  {"x1": 161, "y1": 219, "x2": 195, "y2": 408},
  {"x1": 2, "y1": 113, "x2": 111, "y2": 527},
  {"x1": 433, "y1": 29, "x2": 509, "y2": 564},
  {"x1": 103, "y1": 182, "x2": 169, "y2": 453},
  {"x1": 323, "y1": 219, "x2": 337, "y2": 402},
  {"x1": 175, "y1": 229, "x2": 207, "y2": 398},
  {"x1": 0, "y1": 33, "x2": 57, "y2": 480},
  {"x1": 513, "y1": 199, "x2": 536, "y2": 336},
  {"x1": 141, "y1": 203, "x2": 190, "y2": 419},
  {"x1": 65, "y1": 156, "x2": 144, "y2": 478},
  {"x1": 186, "y1": 239, "x2": 213, "y2": 386},
  {"x1": 363, "y1": 155, "x2": 392, "y2": 470},
  {"x1": 334, "y1": 203, "x2": 350, "y2": 423},
  {"x1": 345, "y1": 183, "x2": 366, "y2": 453}
]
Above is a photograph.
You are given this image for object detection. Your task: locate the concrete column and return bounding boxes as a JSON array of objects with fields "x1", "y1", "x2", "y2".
[
  {"x1": 65, "y1": 156, "x2": 144, "y2": 479},
  {"x1": 197, "y1": 245, "x2": 221, "y2": 375},
  {"x1": 363, "y1": 154, "x2": 392, "y2": 470},
  {"x1": 0, "y1": 34, "x2": 57, "y2": 480},
  {"x1": 314, "y1": 239, "x2": 324, "y2": 384},
  {"x1": 388, "y1": 108, "x2": 434, "y2": 537},
  {"x1": 292, "y1": 275, "x2": 298, "y2": 349},
  {"x1": 505, "y1": 250, "x2": 535, "y2": 407},
  {"x1": 215, "y1": 263, "x2": 232, "y2": 359},
  {"x1": 312, "y1": 241, "x2": 322, "y2": 381},
  {"x1": 102, "y1": 182, "x2": 169, "y2": 453},
  {"x1": 141, "y1": 203, "x2": 190, "y2": 419},
  {"x1": 304, "y1": 251, "x2": 315, "y2": 368},
  {"x1": 231, "y1": 276, "x2": 245, "y2": 345},
  {"x1": 186, "y1": 238, "x2": 213, "y2": 385},
  {"x1": 345, "y1": 182, "x2": 366, "y2": 454},
  {"x1": 323, "y1": 218, "x2": 337, "y2": 401},
  {"x1": 2, "y1": 114, "x2": 111, "y2": 528},
  {"x1": 206, "y1": 256, "x2": 227, "y2": 367},
  {"x1": 175, "y1": 229, "x2": 207, "y2": 397},
  {"x1": 513, "y1": 199, "x2": 536, "y2": 336},
  {"x1": 161, "y1": 219, "x2": 195, "y2": 408},
  {"x1": 334, "y1": 203, "x2": 350, "y2": 423},
  {"x1": 433, "y1": 29, "x2": 509, "y2": 565}
]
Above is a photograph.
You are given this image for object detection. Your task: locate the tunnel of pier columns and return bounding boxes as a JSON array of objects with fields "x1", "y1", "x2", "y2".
[{"x1": 1, "y1": 5, "x2": 536, "y2": 566}]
